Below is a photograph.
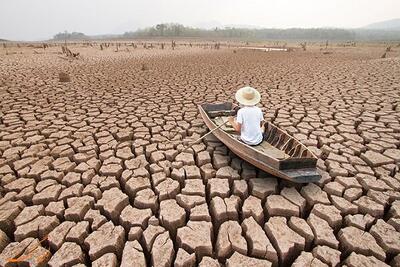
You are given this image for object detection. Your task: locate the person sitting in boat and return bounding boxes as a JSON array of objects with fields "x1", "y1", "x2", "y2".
[{"x1": 228, "y1": 86, "x2": 264, "y2": 146}]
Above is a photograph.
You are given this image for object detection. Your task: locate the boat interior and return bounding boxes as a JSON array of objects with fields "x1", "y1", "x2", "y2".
[{"x1": 203, "y1": 103, "x2": 315, "y2": 161}]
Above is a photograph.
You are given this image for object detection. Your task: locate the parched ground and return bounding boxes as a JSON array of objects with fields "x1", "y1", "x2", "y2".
[{"x1": 0, "y1": 43, "x2": 400, "y2": 267}]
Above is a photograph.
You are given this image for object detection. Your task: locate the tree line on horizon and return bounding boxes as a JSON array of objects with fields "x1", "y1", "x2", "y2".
[
  {"x1": 53, "y1": 23, "x2": 400, "y2": 41},
  {"x1": 53, "y1": 31, "x2": 88, "y2": 41},
  {"x1": 125, "y1": 23, "x2": 356, "y2": 41}
]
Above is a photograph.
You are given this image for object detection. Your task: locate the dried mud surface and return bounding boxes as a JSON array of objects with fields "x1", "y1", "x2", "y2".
[{"x1": 0, "y1": 44, "x2": 400, "y2": 267}]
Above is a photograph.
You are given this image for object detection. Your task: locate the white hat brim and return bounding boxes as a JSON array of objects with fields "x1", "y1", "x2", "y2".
[{"x1": 235, "y1": 87, "x2": 261, "y2": 106}]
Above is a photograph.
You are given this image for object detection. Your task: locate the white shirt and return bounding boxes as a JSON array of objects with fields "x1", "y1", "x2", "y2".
[{"x1": 236, "y1": 106, "x2": 264, "y2": 145}]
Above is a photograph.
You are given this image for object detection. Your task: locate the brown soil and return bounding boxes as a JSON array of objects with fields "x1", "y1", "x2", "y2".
[{"x1": 0, "y1": 42, "x2": 399, "y2": 267}]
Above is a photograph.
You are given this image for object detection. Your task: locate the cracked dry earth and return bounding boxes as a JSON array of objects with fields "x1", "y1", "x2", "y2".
[{"x1": 0, "y1": 45, "x2": 400, "y2": 267}]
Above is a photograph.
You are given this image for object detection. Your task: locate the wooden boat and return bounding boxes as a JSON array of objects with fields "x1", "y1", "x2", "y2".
[{"x1": 199, "y1": 102, "x2": 321, "y2": 183}]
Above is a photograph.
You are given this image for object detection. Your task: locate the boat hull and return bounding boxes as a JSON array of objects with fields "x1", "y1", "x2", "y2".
[{"x1": 199, "y1": 104, "x2": 321, "y2": 183}]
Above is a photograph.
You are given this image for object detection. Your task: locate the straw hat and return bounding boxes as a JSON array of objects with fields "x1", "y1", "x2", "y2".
[{"x1": 235, "y1": 86, "x2": 261, "y2": 106}]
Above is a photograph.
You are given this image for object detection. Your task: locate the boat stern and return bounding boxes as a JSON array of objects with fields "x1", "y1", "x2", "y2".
[{"x1": 281, "y1": 168, "x2": 322, "y2": 183}]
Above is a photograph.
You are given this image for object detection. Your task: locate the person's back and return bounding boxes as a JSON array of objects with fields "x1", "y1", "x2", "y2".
[
  {"x1": 228, "y1": 86, "x2": 264, "y2": 146},
  {"x1": 237, "y1": 106, "x2": 263, "y2": 145}
]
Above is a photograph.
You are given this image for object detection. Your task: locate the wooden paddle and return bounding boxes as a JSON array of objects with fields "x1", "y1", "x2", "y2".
[
  {"x1": 166, "y1": 105, "x2": 238, "y2": 159},
  {"x1": 175, "y1": 119, "x2": 229, "y2": 154}
]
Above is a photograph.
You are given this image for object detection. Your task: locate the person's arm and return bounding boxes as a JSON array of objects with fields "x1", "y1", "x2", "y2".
[
  {"x1": 259, "y1": 108, "x2": 265, "y2": 131},
  {"x1": 260, "y1": 120, "x2": 265, "y2": 132},
  {"x1": 228, "y1": 117, "x2": 241, "y2": 132}
]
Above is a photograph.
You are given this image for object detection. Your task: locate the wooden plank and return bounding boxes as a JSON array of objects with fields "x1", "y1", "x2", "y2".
[
  {"x1": 254, "y1": 142, "x2": 289, "y2": 160},
  {"x1": 215, "y1": 116, "x2": 289, "y2": 160},
  {"x1": 279, "y1": 158, "x2": 317, "y2": 170},
  {"x1": 213, "y1": 117, "x2": 237, "y2": 133},
  {"x1": 208, "y1": 110, "x2": 235, "y2": 118},
  {"x1": 202, "y1": 102, "x2": 232, "y2": 112},
  {"x1": 282, "y1": 168, "x2": 321, "y2": 183}
]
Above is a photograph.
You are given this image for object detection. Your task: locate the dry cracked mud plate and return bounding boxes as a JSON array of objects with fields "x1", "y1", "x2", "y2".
[{"x1": 0, "y1": 43, "x2": 399, "y2": 266}]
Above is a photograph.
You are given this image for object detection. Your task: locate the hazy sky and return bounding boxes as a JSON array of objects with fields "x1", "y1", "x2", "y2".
[{"x1": 1, "y1": 0, "x2": 399, "y2": 41}]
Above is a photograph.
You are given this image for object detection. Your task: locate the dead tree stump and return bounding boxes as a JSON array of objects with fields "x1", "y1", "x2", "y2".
[
  {"x1": 59, "y1": 72, "x2": 71, "y2": 82},
  {"x1": 141, "y1": 64, "x2": 148, "y2": 71},
  {"x1": 61, "y1": 46, "x2": 79, "y2": 58}
]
